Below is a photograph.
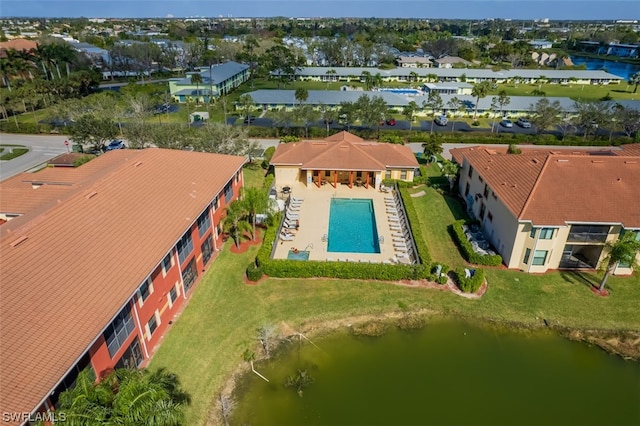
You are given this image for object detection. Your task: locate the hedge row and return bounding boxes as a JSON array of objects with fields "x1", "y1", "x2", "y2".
[
  {"x1": 398, "y1": 187, "x2": 431, "y2": 266},
  {"x1": 450, "y1": 220, "x2": 503, "y2": 267},
  {"x1": 454, "y1": 267, "x2": 486, "y2": 293},
  {"x1": 255, "y1": 214, "x2": 430, "y2": 281}
]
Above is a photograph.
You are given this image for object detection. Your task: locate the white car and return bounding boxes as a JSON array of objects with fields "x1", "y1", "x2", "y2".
[
  {"x1": 500, "y1": 119, "x2": 514, "y2": 128},
  {"x1": 517, "y1": 117, "x2": 532, "y2": 128}
]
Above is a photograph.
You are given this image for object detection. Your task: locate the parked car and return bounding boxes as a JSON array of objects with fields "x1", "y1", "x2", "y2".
[
  {"x1": 105, "y1": 140, "x2": 126, "y2": 151},
  {"x1": 500, "y1": 119, "x2": 514, "y2": 128},
  {"x1": 516, "y1": 117, "x2": 531, "y2": 128},
  {"x1": 435, "y1": 115, "x2": 448, "y2": 126},
  {"x1": 386, "y1": 118, "x2": 396, "y2": 126}
]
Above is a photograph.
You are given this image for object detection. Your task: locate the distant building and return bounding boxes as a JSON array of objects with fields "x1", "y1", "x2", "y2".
[
  {"x1": 0, "y1": 38, "x2": 38, "y2": 57},
  {"x1": 528, "y1": 40, "x2": 553, "y2": 49},
  {"x1": 423, "y1": 82, "x2": 473, "y2": 95},
  {"x1": 396, "y1": 55, "x2": 432, "y2": 68},
  {"x1": 169, "y1": 61, "x2": 249, "y2": 103},
  {"x1": 577, "y1": 41, "x2": 639, "y2": 58},
  {"x1": 434, "y1": 56, "x2": 471, "y2": 68}
]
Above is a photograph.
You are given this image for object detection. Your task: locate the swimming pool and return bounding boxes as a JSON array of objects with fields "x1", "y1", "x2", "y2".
[
  {"x1": 379, "y1": 88, "x2": 421, "y2": 95},
  {"x1": 328, "y1": 198, "x2": 380, "y2": 253},
  {"x1": 287, "y1": 250, "x2": 310, "y2": 260}
]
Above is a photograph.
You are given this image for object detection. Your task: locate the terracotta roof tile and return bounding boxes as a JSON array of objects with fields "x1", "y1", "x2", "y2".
[
  {"x1": 452, "y1": 146, "x2": 640, "y2": 228},
  {"x1": 270, "y1": 131, "x2": 418, "y2": 171},
  {"x1": 0, "y1": 149, "x2": 246, "y2": 418}
]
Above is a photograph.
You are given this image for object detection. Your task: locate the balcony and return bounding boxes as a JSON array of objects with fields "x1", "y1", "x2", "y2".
[{"x1": 567, "y1": 225, "x2": 609, "y2": 244}]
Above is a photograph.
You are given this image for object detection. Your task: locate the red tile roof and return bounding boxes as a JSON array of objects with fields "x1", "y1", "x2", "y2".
[
  {"x1": 0, "y1": 149, "x2": 246, "y2": 419},
  {"x1": 270, "y1": 131, "x2": 418, "y2": 171},
  {"x1": 0, "y1": 38, "x2": 38, "y2": 53},
  {"x1": 452, "y1": 146, "x2": 640, "y2": 228}
]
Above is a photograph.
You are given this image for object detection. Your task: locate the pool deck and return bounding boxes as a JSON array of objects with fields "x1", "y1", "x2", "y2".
[{"x1": 274, "y1": 182, "x2": 414, "y2": 264}]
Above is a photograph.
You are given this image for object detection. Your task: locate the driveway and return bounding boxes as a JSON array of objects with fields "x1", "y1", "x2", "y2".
[{"x1": 0, "y1": 134, "x2": 69, "y2": 181}]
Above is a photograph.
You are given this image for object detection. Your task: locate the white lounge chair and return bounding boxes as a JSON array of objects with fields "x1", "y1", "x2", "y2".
[
  {"x1": 393, "y1": 242, "x2": 407, "y2": 248},
  {"x1": 280, "y1": 234, "x2": 294, "y2": 241},
  {"x1": 292, "y1": 196, "x2": 304, "y2": 202}
]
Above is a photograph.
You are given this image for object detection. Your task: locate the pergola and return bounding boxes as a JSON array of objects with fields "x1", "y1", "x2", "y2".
[{"x1": 306, "y1": 168, "x2": 377, "y2": 189}]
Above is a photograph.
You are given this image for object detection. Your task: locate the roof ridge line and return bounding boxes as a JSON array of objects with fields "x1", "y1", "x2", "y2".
[{"x1": 518, "y1": 153, "x2": 553, "y2": 219}]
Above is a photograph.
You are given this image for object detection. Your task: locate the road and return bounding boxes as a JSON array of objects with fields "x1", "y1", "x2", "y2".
[
  {"x1": 0, "y1": 134, "x2": 69, "y2": 181},
  {"x1": 0, "y1": 133, "x2": 622, "y2": 181}
]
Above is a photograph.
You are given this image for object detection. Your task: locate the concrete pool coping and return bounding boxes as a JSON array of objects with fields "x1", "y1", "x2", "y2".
[{"x1": 273, "y1": 182, "x2": 415, "y2": 263}]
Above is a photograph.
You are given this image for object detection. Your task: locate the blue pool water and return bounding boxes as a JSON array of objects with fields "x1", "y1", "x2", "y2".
[
  {"x1": 379, "y1": 88, "x2": 421, "y2": 95},
  {"x1": 328, "y1": 198, "x2": 380, "y2": 253},
  {"x1": 287, "y1": 250, "x2": 310, "y2": 260}
]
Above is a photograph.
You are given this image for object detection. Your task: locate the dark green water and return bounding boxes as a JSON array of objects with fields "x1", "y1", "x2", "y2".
[{"x1": 231, "y1": 319, "x2": 640, "y2": 426}]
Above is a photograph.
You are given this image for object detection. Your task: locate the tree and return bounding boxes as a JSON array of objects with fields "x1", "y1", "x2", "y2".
[
  {"x1": 598, "y1": 232, "x2": 640, "y2": 292},
  {"x1": 629, "y1": 71, "x2": 640, "y2": 94},
  {"x1": 325, "y1": 68, "x2": 337, "y2": 89},
  {"x1": 573, "y1": 99, "x2": 609, "y2": 140},
  {"x1": 402, "y1": 101, "x2": 419, "y2": 131},
  {"x1": 471, "y1": 81, "x2": 491, "y2": 120},
  {"x1": 223, "y1": 200, "x2": 251, "y2": 248},
  {"x1": 318, "y1": 103, "x2": 337, "y2": 136},
  {"x1": 529, "y1": 98, "x2": 562, "y2": 135},
  {"x1": 423, "y1": 91, "x2": 443, "y2": 134},
  {"x1": 242, "y1": 187, "x2": 269, "y2": 241},
  {"x1": 294, "y1": 88, "x2": 308, "y2": 107},
  {"x1": 197, "y1": 122, "x2": 251, "y2": 155},
  {"x1": 190, "y1": 72, "x2": 203, "y2": 103},
  {"x1": 338, "y1": 101, "x2": 357, "y2": 132},
  {"x1": 256, "y1": 324, "x2": 278, "y2": 358},
  {"x1": 495, "y1": 90, "x2": 511, "y2": 118},
  {"x1": 56, "y1": 367, "x2": 190, "y2": 426},
  {"x1": 447, "y1": 96, "x2": 462, "y2": 133},
  {"x1": 361, "y1": 70, "x2": 373, "y2": 90},
  {"x1": 298, "y1": 104, "x2": 320, "y2": 138},
  {"x1": 421, "y1": 134, "x2": 443, "y2": 162},
  {"x1": 441, "y1": 160, "x2": 460, "y2": 190},
  {"x1": 237, "y1": 94, "x2": 255, "y2": 126},
  {"x1": 68, "y1": 114, "x2": 118, "y2": 151},
  {"x1": 355, "y1": 94, "x2": 388, "y2": 139},
  {"x1": 262, "y1": 44, "x2": 302, "y2": 88},
  {"x1": 613, "y1": 103, "x2": 640, "y2": 138}
]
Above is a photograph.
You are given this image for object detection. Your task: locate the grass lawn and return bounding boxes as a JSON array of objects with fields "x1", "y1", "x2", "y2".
[
  {"x1": 491, "y1": 82, "x2": 640, "y2": 101},
  {"x1": 149, "y1": 164, "x2": 640, "y2": 425},
  {"x1": 0, "y1": 147, "x2": 29, "y2": 160}
]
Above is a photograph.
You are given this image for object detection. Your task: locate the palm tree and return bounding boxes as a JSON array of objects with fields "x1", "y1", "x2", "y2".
[
  {"x1": 447, "y1": 96, "x2": 460, "y2": 133},
  {"x1": 372, "y1": 72, "x2": 383, "y2": 89},
  {"x1": 191, "y1": 73, "x2": 203, "y2": 104},
  {"x1": 237, "y1": 94, "x2": 255, "y2": 126},
  {"x1": 421, "y1": 133, "x2": 443, "y2": 163},
  {"x1": 471, "y1": 81, "x2": 491, "y2": 120},
  {"x1": 598, "y1": 232, "x2": 640, "y2": 292},
  {"x1": 361, "y1": 71, "x2": 373, "y2": 90},
  {"x1": 223, "y1": 200, "x2": 251, "y2": 248},
  {"x1": 242, "y1": 187, "x2": 269, "y2": 241},
  {"x1": 408, "y1": 71, "x2": 419, "y2": 84},
  {"x1": 402, "y1": 100, "x2": 418, "y2": 131},
  {"x1": 423, "y1": 91, "x2": 443, "y2": 134},
  {"x1": 325, "y1": 69, "x2": 337, "y2": 89},
  {"x1": 294, "y1": 88, "x2": 308, "y2": 107},
  {"x1": 629, "y1": 71, "x2": 640, "y2": 94},
  {"x1": 57, "y1": 368, "x2": 189, "y2": 425}
]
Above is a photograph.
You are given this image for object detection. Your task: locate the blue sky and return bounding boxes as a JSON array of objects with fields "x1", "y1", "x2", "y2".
[{"x1": 1, "y1": 0, "x2": 638, "y2": 20}]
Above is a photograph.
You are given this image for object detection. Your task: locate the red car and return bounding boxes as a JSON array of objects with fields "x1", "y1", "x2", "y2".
[{"x1": 386, "y1": 118, "x2": 396, "y2": 126}]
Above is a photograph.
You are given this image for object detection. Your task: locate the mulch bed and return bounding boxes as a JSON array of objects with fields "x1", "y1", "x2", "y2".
[
  {"x1": 589, "y1": 286, "x2": 610, "y2": 297},
  {"x1": 228, "y1": 231, "x2": 263, "y2": 254}
]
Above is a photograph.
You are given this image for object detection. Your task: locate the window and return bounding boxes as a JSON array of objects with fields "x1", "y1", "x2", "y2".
[
  {"x1": 202, "y1": 235, "x2": 213, "y2": 266},
  {"x1": 162, "y1": 253, "x2": 172, "y2": 274},
  {"x1": 400, "y1": 170, "x2": 407, "y2": 180},
  {"x1": 197, "y1": 209, "x2": 211, "y2": 238},
  {"x1": 483, "y1": 184, "x2": 489, "y2": 198},
  {"x1": 182, "y1": 258, "x2": 198, "y2": 293},
  {"x1": 385, "y1": 170, "x2": 391, "y2": 179},
  {"x1": 169, "y1": 286, "x2": 178, "y2": 305},
  {"x1": 492, "y1": 191, "x2": 497, "y2": 200},
  {"x1": 468, "y1": 166, "x2": 473, "y2": 178},
  {"x1": 138, "y1": 279, "x2": 151, "y2": 303},
  {"x1": 478, "y1": 175, "x2": 484, "y2": 183},
  {"x1": 213, "y1": 196, "x2": 220, "y2": 210},
  {"x1": 487, "y1": 212, "x2": 493, "y2": 222},
  {"x1": 465, "y1": 182, "x2": 470, "y2": 197},
  {"x1": 147, "y1": 313, "x2": 158, "y2": 336},
  {"x1": 532, "y1": 250, "x2": 548, "y2": 266},
  {"x1": 177, "y1": 231, "x2": 194, "y2": 264},
  {"x1": 567, "y1": 225, "x2": 609, "y2": 243},
  {"x1": 115, "y1": 338, "x2": 144, "y2": 370},
  {"x1": 479, "y1": 203, "x2": 486, "y2": 220},
  {"x1": 523, "y1": 248, "x2": 531, "y2": 264},
  {"x1": 540, "y1": 228, "x2": 554, "y2": 239},
  {"x1": 104, "y1": 304, "x2": 135, "y2": 358},
  {"x1": 224, "y1": 181, "x2": 233, "y2": 203},
  {"x1": 530, "y1": 227, "x2": 537, "y2": 238},
  {"x1": 325, "y1": 170, "x2": 331, "y2": 177}
]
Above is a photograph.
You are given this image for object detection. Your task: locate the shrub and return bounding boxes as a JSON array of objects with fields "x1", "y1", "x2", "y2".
[
  {"x1": 397, "y1": 315, "x2": 425, "y2": 330},
  {"x1": 507, "y1": 144, "x2": 521, "y2": 154},
  {"x1": 246, "y1": 263, "x2": 264, "y2": 282},
  {"x1": 454, "y1": 267, "x2": 485, "y2": 293},
  {"x1": 280, "y1": 135, "x2": 300, "y2": 143},
  {"x1": 437, "y1": 275, "x2": 449, "y2": 285},
  {"x1": 449, "y1": 220, "x2": 503, "y2": 266},
  {"x1": 351, "y1": 321, "x2": 388, "y2": 336},
  {"x1": 379, "y1": 134, "x2": 405, "y2": 144}
]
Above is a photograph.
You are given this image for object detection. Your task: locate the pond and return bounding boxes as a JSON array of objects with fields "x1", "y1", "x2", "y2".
[
  {"x1": 231, "y1": 319, "x2": 640, "y2": 426},
  {"x1": 570, "y1": 55, "x2": 640, "y2": 81}
]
